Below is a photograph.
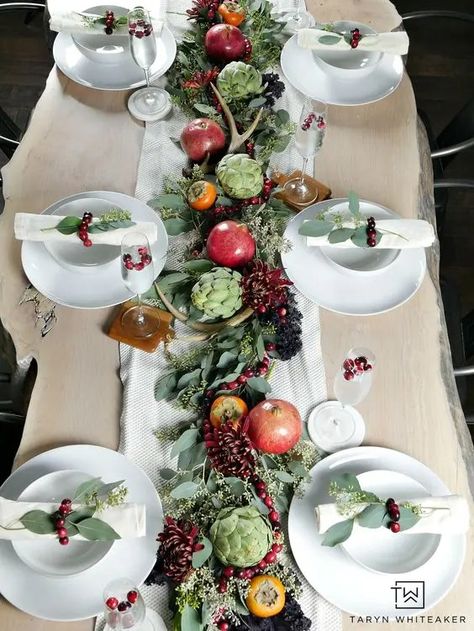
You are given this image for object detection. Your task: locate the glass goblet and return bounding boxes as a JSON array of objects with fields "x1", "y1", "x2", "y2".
[
  {"x1": 285, "y1": 0, "x2": 314, "y2": 31},
  {"x1": 121, "y1": 233, "x2": 159, "y2": 339},
  {"x1": 128, "y1": 7, "x2": 168, "y2": 118},
  {"x1": 333, "y1": 347, "x2": 376, "y2": 408},
  {"x1": 284, "y1": 99, "x2": 327, "y2": 205}
]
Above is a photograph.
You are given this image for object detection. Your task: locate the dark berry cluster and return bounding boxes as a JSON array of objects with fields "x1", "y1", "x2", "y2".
[
  {"x1": 104, "y1": 10, "x2": 115, "y2": 35},
  {"x1": 386, "y1": 498, "x2": 401, "y2": 533},
  {"x1": 342, "y1": 355, "x2": 372, "y2": 381},
  {"x1": 128, "y1": 18, "x2": 153, "y2": 38},
  {"x1": 350, "y1": 27, "x2": 361, "y2": 48},
  {"x1": 78, "y1": 212, "x2": 93, "y2": 247},
  {"x1": 261, "y1": 73, "x2": 285, "y2": 108},
  {"x1": 122, "y1": 247, "x2": 152, "y2": 271},
  {"x1": 259, "y1": 291, "x2": 303, "y2": 362},
  {"x1": 366, "y1": 216, "x2": 377, "y2": 247},
  {"x1": 105, "y1": 590, "x2": 138, "y2": 613}
]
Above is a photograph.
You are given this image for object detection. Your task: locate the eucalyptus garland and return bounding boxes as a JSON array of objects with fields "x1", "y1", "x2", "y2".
[{"x1": 143, "y1": 2, "x2": 318, "y2": 629}]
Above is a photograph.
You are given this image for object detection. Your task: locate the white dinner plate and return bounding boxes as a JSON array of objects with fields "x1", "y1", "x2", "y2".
[
  {"x1": 0, "y1": 445, "x2": 163, "y2": 621},
  {"x1": 288, "y1": 446, "x2": 466, "y2": 617},
  {"x1": 281, "y1": 199, "x2": 426, "y2": 315},
  {"x1": 53, "y1": 26, "x2": 176, "y2": 91},
  {"x1": 21, "y1": 190, "x2": 168, "y2": 309},
  {"x1": 280, "y1": 33, "x2": 404, "y2": 106}
]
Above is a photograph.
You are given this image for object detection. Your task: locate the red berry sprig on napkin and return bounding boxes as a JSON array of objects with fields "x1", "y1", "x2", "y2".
[
  {"x1": 350, "y1": 27, "x2": 361, "y2": 48},
  {"x1": 55, "y1": 498, "x2": 72, "y2": 545},
  {"x1": 366, "y1": 216, "x2": 377, "y2": 247},
  {"x1": 386, "y1": 498, "x2": 401, "y2": 532},
  {"x1": 78, "y1": 212, "x2": 93, "y2": 247}
]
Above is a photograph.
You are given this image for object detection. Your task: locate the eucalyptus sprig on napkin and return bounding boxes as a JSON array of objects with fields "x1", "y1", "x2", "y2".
[
  {"x1": 318, "y1": 473, "x2": 421, "y2": 547},
  {"x1": 14, "y1": 478, "x2": 127, "y2": 545},
  {"x1": 45, "y1": 209, "x2": 135, "y2": 236}
]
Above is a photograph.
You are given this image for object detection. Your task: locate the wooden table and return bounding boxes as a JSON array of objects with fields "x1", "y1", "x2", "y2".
[{"x1": 0, "y1": 1, "x2": 473, "y2": 630}]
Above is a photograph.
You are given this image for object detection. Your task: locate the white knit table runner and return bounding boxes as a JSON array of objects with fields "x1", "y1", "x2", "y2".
[{"x1": 96, "y1": 2, "x2": 340, "y2": 629}]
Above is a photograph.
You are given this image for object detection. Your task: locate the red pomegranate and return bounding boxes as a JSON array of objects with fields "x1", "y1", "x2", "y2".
[
  {"x1": 247, "y1": 399, "x2": 302, "y2": 454},
  {"x1": 204, "y1": 24, "x2": 246, "y2": 63},
  {"x1": 180, "y1": 118, "x2": 226, "y2": 163},
  {"x1": 206, "y1": 220, "x2": 256, "y2": 268}
]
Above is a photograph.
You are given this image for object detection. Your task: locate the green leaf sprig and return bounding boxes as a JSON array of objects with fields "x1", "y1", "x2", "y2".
[{"x1": 321, "y1": 473, "x2": 422, "y2": 546}]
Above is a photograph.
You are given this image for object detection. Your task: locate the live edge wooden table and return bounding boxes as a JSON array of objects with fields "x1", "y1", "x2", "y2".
[{"x1": 0, "y1": 1, "x2": 473, "y2": 630}]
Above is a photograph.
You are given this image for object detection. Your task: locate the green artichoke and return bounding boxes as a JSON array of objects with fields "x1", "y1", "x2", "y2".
[
  {"x1": 216, "y1": 154, "x2": 263, "y2": 199},
  {"x1": 191, "y1": 267, "x2": 242, "y2": 319},
  {"x1": 209, "y1": 506, "x2": 273, "y2": 568},
  {"x1": 216, "y1": 61, "x2": 263, "y2": 101}
]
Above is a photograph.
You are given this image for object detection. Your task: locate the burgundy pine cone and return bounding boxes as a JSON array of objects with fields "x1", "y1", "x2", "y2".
[
  {"x1": 241, "y1": 260, "x2": 292, "y2": 311},
  {"x1": 204, "y1": 420, "x2": 256, "y2": 478},
  {"x1": 157, "y1": 517, "x2": 203, "y2": 583}
]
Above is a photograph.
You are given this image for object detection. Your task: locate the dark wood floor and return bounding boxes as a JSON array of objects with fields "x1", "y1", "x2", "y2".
[{"x1": 0, "y1": 2, "x2": 473, "y2": 433}]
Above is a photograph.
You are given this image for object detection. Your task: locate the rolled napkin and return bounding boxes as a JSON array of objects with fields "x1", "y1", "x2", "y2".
[
  {"x1": 49, "y1": 10, "x2": 164, "y2": 36},
  {"x1": 14, "y1": 213, "x2": 158, "y2": 247},
  {"x1": 304, "y1": 219, "x2": 435, "y2": 249},
  {"x1": 298, "y1": 28, "x2": 409, "y2": 56},
  {"x1": 0, "y1": 496, "x2": 146, "y2": 540},
  {"x1": 315, "y1": 495, "x2": 469, "y2": 535}
]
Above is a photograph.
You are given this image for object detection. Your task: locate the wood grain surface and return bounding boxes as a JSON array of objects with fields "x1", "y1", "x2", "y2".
[{"x1": 0, "y1": 1, "x2": 472, "y2": 630}]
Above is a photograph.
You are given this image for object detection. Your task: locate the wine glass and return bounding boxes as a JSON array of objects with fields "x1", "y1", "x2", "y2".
[
  {"x1": 333, "y1": 347, "x2": 375, "y2": 407},
  {"x1": 128, "y1": 7, "x2": 168, "y2": 118},
  {"x1": 284, "y1": 99, "x2": 327, "y2": 205},
  {"x1": 284, "y1": 0, "x2": 314, "y2": 31},
  {"x1": 121, "y1": 233, "x2": 159, "y2": 338},
  {"x1": 103, "y1": 578, "x2": 145, "y2": 630}
]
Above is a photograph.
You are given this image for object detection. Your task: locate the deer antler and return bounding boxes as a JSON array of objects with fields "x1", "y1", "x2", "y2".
[
  {"x1": 211, "y1": 83, "x2": 263, "y2": 154},
  {"x1": 154, "y1": 283, "x2": 253, "y2": 334}
]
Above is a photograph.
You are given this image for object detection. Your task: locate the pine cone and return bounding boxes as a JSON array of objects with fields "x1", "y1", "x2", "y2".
[
  {"x1": 204, "y1": 420, "x2": 256, "y2": 478},
  {"x1": 157, "y1": 517, "x2": 203, "y2": 583}
]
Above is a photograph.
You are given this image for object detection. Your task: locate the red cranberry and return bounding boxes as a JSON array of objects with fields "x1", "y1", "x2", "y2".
[
  {"x1": 84, "y1": 239, "x2": 93, "y2": 247},
  {"x1": 264, "y1": 551, "x2": 277, "y2": 564},
  {"x1": 142, "y1": 254, "x2": 152, "y2": 266},
  {"x1": 59, "y1": 536, "x2": 69, "y2": 545},
  {"x1": 279, "y1": 317, "x2": 287, "y2": 325},
  {"x1": 277, "y1": 306, "x2": 287, "y2": 317},
  {"x1": 255, "y1": 481, "x2": 266, "y2": 491},
  {"x1": 386, "y1": 498, "x2": 395, "y2": 506},
  {"x1": 264, "y1": 496, "x2": 273, "y2": 508},
  {"x1": 265, "y1": 342, "x2": 276, "y2": 352},
  {"x1": 389, "y1": 522, "x2": 401, "y2": 533},
  {"x1": 257, "y1": 560, "x2": 267, "y2": 570},
  {"x1": 55, "y1": 518, "x2": 65, "y2": 528},
  {"x1": 106, "y1": 597, "x2": 119, "y2": 610},
  {"x1": 61, "y1": 499, "x2": 72, "y2": 506},
  {"x1": 220, "y1": 384, "x2": 230, "y2": 391},
  {"x1": 117, "y1": 601, "x2": 128, "y2": 612},
  {"x1": 244, "y1": 368, "x2": 255, "y2": 378},
  {"x1": 135, "y1": 261, "x2": 144, "y2": 271},
  {"x1": 268, "y1": 510, "x2": 280, "y2": 522},
  {"x1": 257, "y1": 305, "x2": 267, "y2": 314},
  {"x1": 58, "y1": 504, "x2": 70, "y2": 515},
  {"x1": 257, "y1": 366, "x2": 268, "y2": 376},
  {"x1": 56, "y1": 527, "x2": 68, "y2": 538},
  {"x1": 218, "y1": 623, "x2": 229, "y2": 631},
  {"x1": 343, "y1": 370, "x2": 354, "y2": 381},
  {"x1": 367, "y1": 237, "x2": 376, "y2": 247},
  {"x1": 125, "y1": 260, "x2": 134, "y2": 270},
  {"x1": 218, "y1": 580, "x2": 228, "y2": 593},
  {"x1": 258, "y1": 490, "x2": 267, "y2": 500},
  {"x1": 127, "y1": 590, "x2": 138, "y2": 604},
  {"x1": 236, "y1": 569, "x2": 246, "y2": 579},
  {"x1": 389, "y1": 508, "x2": 400, "y2": 521},
  {"x1": 272, "y1": 543, "x2": 283, "y2": 553},
  {"x1": 343, "y1": 359, "x2": 354, "y2": 370},
  {"x1": 262, "y1": 357, "x2": 270, "y2": 367},
  {"x1": 227, "y1": 381, "x2": 238, "y2": 390},
  {"x1": 237, "y1": 375, "x2": 247, "y2": 384},
  {"x1": 223, "y1": 566, "x2": 234, "y2": 578}
]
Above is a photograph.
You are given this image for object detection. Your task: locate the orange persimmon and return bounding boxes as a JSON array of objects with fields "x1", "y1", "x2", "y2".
[
  {"x1": 217, "y1": 2, "x2": 245, "y2": 27},
  {"x1": 209, "y1": 395, "x2": 248, "y2": 428},
  {"x1": 246, "y1": 575, "x2": 286, "y2": 618},
  {"x1": 187, "y1": 180, "x2": 217, "y2": 211}
]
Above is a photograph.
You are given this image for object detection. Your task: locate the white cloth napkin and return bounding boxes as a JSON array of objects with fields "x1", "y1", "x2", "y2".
[
  {"x1": 14, "y1": 213, "x2": 158, "y2": 246},
  {"x1": 49, "y1": 4, "x2": 165, "y2": 36},
  {"x1": 315, "y1": 495, "x2": 469, "y2": 535},
  {"x1": 298, "y1": 29, "x2": 409, "y2": 56},
  {"x1": 305, "y1": 219, "x2": 435, "y2": 249},
  {"x1": 0, "y1": 496, "x2": 146, "y2": 541}
]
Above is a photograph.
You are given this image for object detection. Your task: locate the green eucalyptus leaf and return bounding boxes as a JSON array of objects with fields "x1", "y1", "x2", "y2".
[
  {"x1": 357, "y1": 504, "x2": 386, "y2": 528},
  {"x1": 274, "y1": 494, "x2": 289, "y2": 514},
  {"x1": 73, "y1": 477, "x2": 103, "y2": 502},
  {"x1": 248, "y1": 97, "x2": 267, "y2": 108},
  {"x1": 76, "y1": 518, "x2": 121, "y2": 541},
  {"x1": 398, "y1": 506, "x2": 421, "y2": 531},
  {"x1": 192, "y1": 536, "x2": 212, "y2": 568},
  {"x1": 216, "y1": 351, "x2": 238, "y2": 370},
  {"x1": 246, "y1": 376, "x2": 272, "y2": 394},
  {"x1": 256, "y1": 334, "x2": 265, "y2": 361},
  {"x1": 328, "y1": 228, "x2": 354, "y2": 244},
  {"x1": 274, "y1": 470, "x2": 295, "y2": 484},
  {"x1": 318, "y1": 34, "x2": 342, "y2": 45},
  {"x1": 95, "y1": 480, "x2": 125, "y2": 498},
  {"x1": 149, "y1": 193, "x2": 187, "y2": 211},
  {"x1": 66, "y1": 507, "x2": 95, "y2": 525},
  {"x1": 194, "y1": 103, "x2": 217, "y2": 115},
  {"x1": 348, "y1": 191, "x2": 360, "y2": 216},
  {"x1": 224, "y1": 476, "x2": 246, "y2": 497},
  {"x1": 321, "y1": 519, "x2": 354, "y2": 546},
  {"x1": 298, "y1": 220, "x2": 334, "y2": 237},
  {"x1": 164, "y1": 218, "x2": 193, "y2": 236},
  {"x1": 183, "y1": 259, "x2": 214, "y2": 274},
  {"x1": 19, "y1": 510, "x2": 55, "y2": 534},
  {"x1": 287, "y1": 460, "x2": 308, "y2": 477},
  {"x1": 177, "y1": 368, "x2": 202, "y2": 389},
  {"x1": 332, "y1": 472, "x2": 361, "y2": 491},
  {"x1": 170, "y1": 481, "x2": 199, "y2": 499},
  {"x1": 160, "y1": 468, "x2": 177, "y2": 481},
  {"x1": 53, "y1": 216, "x2": 82, "y2": 235},
  {"x1": 155, "y1": 372, "x2": 178, "y2": 401},
  {"x1": 181, "y1": 604, "x2": 202, "y2": 631},
  {"x1": 170, "y1": 428, "x2": 199, "y2": 459},
  {"x1": 276, "y1": 109, "x2": 290, "y2": 124},
  {"x1": 351, "y1": 226, "x2": 370, "y2": 248}
]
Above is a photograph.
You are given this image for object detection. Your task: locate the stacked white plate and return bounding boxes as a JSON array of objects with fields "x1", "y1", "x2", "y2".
[
  {"x1": 288, "y1": 447, "x2": 466, "y2": 617},
  {"x1": 0, "y1": 445, "x2": 163, "y2": 621},
  {"x1": 281, "y1": 21, "x2": 404, "y2": 105}
]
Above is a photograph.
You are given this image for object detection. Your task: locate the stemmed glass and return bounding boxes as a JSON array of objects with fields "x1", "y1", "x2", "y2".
[
  {"x1": 103, "y1": 578, "x2": 145, "y2": 630},
  {"x1": 333, "y1": 348, "x2": 375, "y2": 407},
  {"x1": 285, "y1": 0, "x2": 313, "y2": 31},
  {"x1": 121, "y1": 233, "x2": 159, "y2": 338},
  {"x1": 284, "y1": 99, "x2": 327, "y2": 205},
  {"x1": 128, "y1": 7, "x2": 168, "y2": 118}
]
